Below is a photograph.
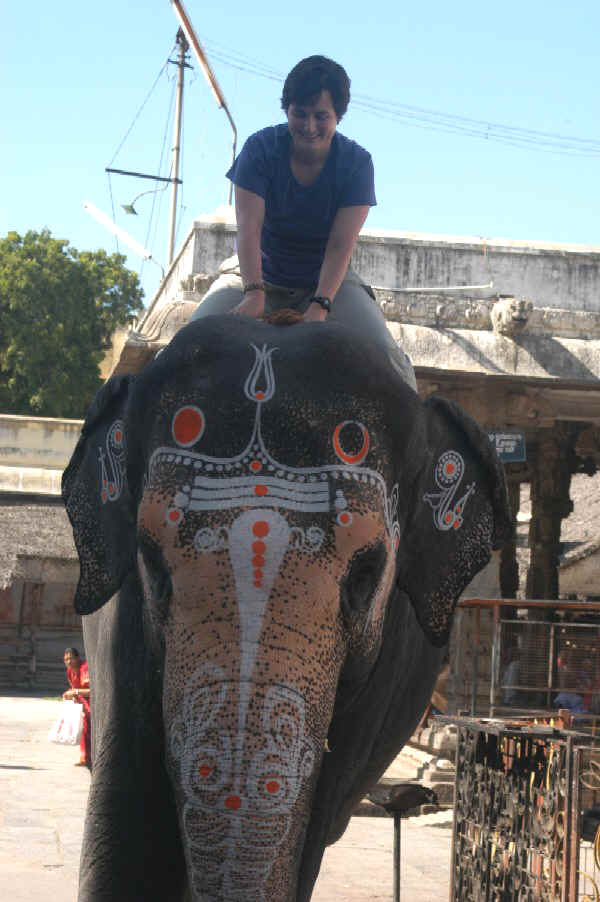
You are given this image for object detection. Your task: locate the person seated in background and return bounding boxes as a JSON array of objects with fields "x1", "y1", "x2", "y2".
[
  {"x1": 191, "y1": 53, "x2": 416, "y2": 390},
  {"x1": 63, "y1": 647, "x2": 91, "y2": 768},
  {"x1": 554, "y1": 642, "x2": 590, "y2": 713}
]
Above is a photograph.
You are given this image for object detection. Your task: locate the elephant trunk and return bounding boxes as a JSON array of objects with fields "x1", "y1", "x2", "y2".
[
  {"x1": 163, "y1": 639, "x2": 342, "y2": 900},
  {"x1": 152, "y1": 511, "x2": 351, "y2": 899}
]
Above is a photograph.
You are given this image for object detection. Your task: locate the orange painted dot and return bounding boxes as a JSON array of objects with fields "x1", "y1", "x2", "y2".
[
  {"x1": 108, "y1": 482, "x2": 115, "y2": 494},
  {"x1": 253, "y1": 521, "x2": 270, "y2": 538},
  {"x1": 250, "y1": 460, "x2": 262, "y2": 472},
  {"x1": 255, "y1": 485, "x2": 268, "y2": 497},
  {"x1": 199, "y1": 765, "x2": 212, "y2": 778},
  {"x1": 225, "y1": 795, "x2": 242, "y2": 810},
  {"x1": 339, "y1": 512, "x2": 351, "y2": 524},
  {"x1": 444, "y1": 513, "x2": 453, "y2": 523},
  {"x1": 172, "y1": 406, "x2": 205, "y2": 447},
  {"x1": 114, "y1": 430, "x2": 122, "y2": 443},
  {"x1": 453, "y1": 521, "x2": 460, "y2": 530},
  {"x1": 169, "y1": 510, "x2": 180, "y2": 522},
  {"x1": 266, "y1": 780, "x2": 280, "y2": 794},
  {"x1": 252, "y1": 541, "x2": 266, "y2": 554},
  {"x1": 253, "y1": 555, "x2": 265, "y2": 567},
  {"x1": 255, "y1": 391, "x2": 265, "y2": 400},
  {"x1": 445, "y1": 463, "x2": 455, "y2": 475},
  {"x1": 254, "y1": 569, "x2": 264, "y2": 581},
  {"x1": 254, "y1": 580, "x2": 262, "y2": 588},
  {"x1": 101, "y1": 491, "x2": 108, "y2": 503}
]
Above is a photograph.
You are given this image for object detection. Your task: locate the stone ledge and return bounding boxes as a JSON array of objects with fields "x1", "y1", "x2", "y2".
[
  {"x1": 391, "y1": 323, "x2": 600, "y2": 383},
  {"x1": 0, "y1": 466, "x2": 64, "y2": 496},
  {"x1": 378, "y1": 292, "x2": 600, "y2": 340}
]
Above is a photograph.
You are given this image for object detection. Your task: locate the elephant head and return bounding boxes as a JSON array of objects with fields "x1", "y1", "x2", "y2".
[{"x1": 63, "y1": 315, "x2": 510, "y2": 902}]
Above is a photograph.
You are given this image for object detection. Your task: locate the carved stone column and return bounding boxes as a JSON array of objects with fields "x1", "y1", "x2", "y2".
[{"x1": 526, "y1": 426, "x2": 574, "y2": 600}]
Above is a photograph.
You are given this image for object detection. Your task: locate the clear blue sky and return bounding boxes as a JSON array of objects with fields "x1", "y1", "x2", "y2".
[{"x1": 3, "y1": 0, "x2": 599, "y2": 306}]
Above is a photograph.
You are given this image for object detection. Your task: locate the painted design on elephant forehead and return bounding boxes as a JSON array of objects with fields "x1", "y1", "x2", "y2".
[
  {"x1": 423, "y1": 450, "x2": 475, "y2": 531},
  {"x1": 170, "y1": 659, "x2": 317, "y2": 899},
  {"x1": 147, "y1": 343, "x2": 401, "y2": 542},
  {"x1": 98, "y1": 419, "x2": 126, "y2": 504}
]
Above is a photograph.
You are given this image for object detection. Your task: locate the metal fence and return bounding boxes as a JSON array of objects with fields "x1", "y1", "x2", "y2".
[
  {"x1": 441, "y1": 716, "x2": 600, "y2": 902},
  {"x1": 455, "y1": 600, "x2": 600, "y2": 718},
  {"x1": 448, "y1": 719, "x2": 573, "y2": 901},
  {"x1": 572, "y1": 735, "x2": 600, "y2": 901}
]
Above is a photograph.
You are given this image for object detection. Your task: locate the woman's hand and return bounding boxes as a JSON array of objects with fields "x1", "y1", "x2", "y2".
[
  {"x1": 63, "y1": 689, "x2": 75, "y2": 700},
  {"x1": 303, "y1": 303, "x2": 328, "y2": 323},
  {"x1": 231, "y1": 290, "x2": 265, "y2": 318}
]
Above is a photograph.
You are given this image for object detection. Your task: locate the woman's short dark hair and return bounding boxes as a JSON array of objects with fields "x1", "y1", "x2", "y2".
[
  {"x1": 281, "y1": 56, "x2": 350, "y2": 121},
  {"x1": 64, "y1": 647, "x2": 80, "y2": 657}
]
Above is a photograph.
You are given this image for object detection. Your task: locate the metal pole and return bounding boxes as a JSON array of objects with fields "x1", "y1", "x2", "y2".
[
  {"x1": 471, "y1": 607, "x2": 480, "y2": 715},
  {"x1": 392, "y1": 813, "x2": 401, "y2": 902},
  {"x1": 547, "y1": 621, "x2": 555, "y2": 709},
  {"x1": 490, "y1": 603, "x2": 501, "y2": 716},
  {"x1": 167, "y1": 29, "x2": 187, "y2": 267}
]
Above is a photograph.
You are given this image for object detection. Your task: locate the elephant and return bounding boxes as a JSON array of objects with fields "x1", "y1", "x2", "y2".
[{"x1": 62, "y1": 313, "x2": 511, "y2": 902}]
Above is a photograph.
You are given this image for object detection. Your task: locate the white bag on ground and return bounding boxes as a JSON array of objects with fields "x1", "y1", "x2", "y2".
[{"x1": 48, "y1": 700, "x2": 84, "y2": 745}]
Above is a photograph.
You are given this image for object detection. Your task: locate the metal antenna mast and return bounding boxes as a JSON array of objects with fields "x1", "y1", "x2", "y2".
[
  {"x1": 167, "y1": 28, "x2": 189, "y2": 266},
  {"x1": 171, "y1": 0, "x2": 238, "y2": 203}
]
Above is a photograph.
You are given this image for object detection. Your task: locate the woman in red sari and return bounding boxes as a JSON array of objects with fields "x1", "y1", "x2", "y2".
[{"x1": 63, "y1": 647, "x2": 91, "y2": 767}]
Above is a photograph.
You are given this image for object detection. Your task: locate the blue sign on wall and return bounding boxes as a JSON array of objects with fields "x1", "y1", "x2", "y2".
[{"x1": 488, "y1": 430, "x2": 526, "y2": 462}]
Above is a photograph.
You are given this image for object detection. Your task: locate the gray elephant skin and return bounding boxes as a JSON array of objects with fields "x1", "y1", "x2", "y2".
[{"x1": 62, "y1": 314, "x2": 511, "y2": 902}]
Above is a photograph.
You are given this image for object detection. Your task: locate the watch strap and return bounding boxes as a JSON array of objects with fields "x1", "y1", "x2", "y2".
[
  {"x1": 242, "y1": 281, "x2": 265, "y2": 294},
  {"x1": 310, "y1": 296, "x2": 331, "y2": 312}
]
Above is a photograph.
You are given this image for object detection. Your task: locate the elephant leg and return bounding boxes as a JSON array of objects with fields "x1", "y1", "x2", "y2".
[{"x1": 79, "y1": 575, "x2": 188, "y2": 902}]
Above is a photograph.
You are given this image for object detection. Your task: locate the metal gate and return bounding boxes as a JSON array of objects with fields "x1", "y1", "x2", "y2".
[{"x1": 444, "y1": 717, "x2": 600, "y2": 901}]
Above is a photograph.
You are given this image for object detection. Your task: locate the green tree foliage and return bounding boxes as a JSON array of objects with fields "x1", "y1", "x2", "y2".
[{"x1": 0, "y1": 229, "x2": 144, "y2": 418}]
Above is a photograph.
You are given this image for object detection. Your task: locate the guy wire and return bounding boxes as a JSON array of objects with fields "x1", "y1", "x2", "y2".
[{"x1": 108, "y1": 52, "x2": 174, "y2": 168}]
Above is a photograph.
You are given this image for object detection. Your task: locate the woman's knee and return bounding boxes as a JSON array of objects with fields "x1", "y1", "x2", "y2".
[
  {"x1": 190, "y1": 275, "x2": 243, "y2": 320},
  {"x1": 331, "y1": 279, "x2": 385, "y2": 331}
]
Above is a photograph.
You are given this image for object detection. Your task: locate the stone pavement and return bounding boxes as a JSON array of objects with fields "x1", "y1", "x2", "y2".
[{"x1": 0, "y1": 694, "x2": 453, "y2": 901}]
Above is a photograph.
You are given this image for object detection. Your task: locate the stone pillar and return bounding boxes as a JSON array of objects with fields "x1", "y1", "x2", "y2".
[
  {"x1": 500, "y1": 480, "x2": 520, "y2": 599},
  {"x1": 522, "y1": 427, "x2": 575, "y2": 706},
  {"x1": 526, "y1": 427, "x2": 574, "y2": 600}
]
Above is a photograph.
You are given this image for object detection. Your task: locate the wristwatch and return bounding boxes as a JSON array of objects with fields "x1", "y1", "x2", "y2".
[{"x1": 310, "y1": 296, "x2": 331, "y2": 313}]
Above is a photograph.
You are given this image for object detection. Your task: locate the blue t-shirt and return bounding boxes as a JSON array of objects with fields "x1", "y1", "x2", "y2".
[{"x1": 226, "y1": 124, "x2": 376, "y2": 288}]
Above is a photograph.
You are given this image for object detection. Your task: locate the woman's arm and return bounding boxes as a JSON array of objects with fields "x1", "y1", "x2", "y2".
[
  {"x1": 64, "y1": 687, "x2": 90, "y2": 700},
  {"x1": 232, "y1": 185, "x2": 266, "y2": 317},
  {"x1": 305, "y1": 205, "x2": 371, "y2": 322}
]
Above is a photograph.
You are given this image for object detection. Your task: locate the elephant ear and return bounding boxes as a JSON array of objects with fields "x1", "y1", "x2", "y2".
[
  {"x1": 396, "y1": 395, "x2": 512, "y2": 647},
  {"x1": 62, "y1": 375, "x2": 137, "y2": 614}
]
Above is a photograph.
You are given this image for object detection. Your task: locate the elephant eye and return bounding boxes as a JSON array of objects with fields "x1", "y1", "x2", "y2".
[
  {"x1": 137, "y1": 530, "x2": 173, "y2": 621},
  {"x1": 340, "y1": 542, "x2": 387, "y2": 617}
]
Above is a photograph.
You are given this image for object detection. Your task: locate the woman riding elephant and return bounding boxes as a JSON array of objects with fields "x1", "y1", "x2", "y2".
[{"x1": 191, "y1": 54, "x2": 416, "y2": 388}]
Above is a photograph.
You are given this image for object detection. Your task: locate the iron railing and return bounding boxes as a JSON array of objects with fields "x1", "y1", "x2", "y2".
[{"x1": 455, "y1": 600, "x2": 600, "y2": 718}]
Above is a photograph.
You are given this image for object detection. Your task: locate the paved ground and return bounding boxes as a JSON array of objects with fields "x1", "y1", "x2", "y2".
[{"x1": 0, "y1": 693, "x2": 453, "y2": 900}]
